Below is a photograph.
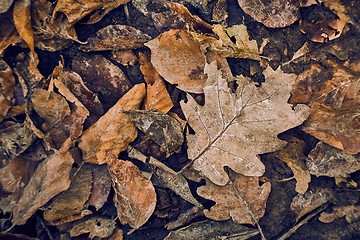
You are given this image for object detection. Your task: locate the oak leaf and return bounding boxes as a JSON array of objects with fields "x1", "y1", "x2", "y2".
[
  {"x1": 181, "y1": 61, "x2": 310, "y2": 185},
  {"x1": 197, "y1": 172, "x2": 271, "y2": 225},
  {"x1": 145, "y1": 29, "x2": 207, "y2": 93},
  {"x1": 78, "y1": 84, "x2": 145, "y2": 165},
  {"x1": 107, "y1": 155, "x2": 156, "y2": 229}
]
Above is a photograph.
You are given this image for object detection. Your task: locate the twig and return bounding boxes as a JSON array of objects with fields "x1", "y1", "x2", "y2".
[
  {"x1": 276, "y1": 203, "x2": 329, "y2": 240},
  {"x1": 35, "y1": 214, "x2": 54, "y2": 240}
]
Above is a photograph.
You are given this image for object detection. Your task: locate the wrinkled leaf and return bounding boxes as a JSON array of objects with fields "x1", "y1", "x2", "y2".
[
  {"x1": 78, "y1": 84, "x2": 145, "y2": 164},
  {"x1": 145, "y1": 29, "x2": 207, "y2": 93},
  {"x1": 307, "y1": 142, "x2": 360, "y2": 177},
  {"x1": 69, "y1": 217, "x2": 116, "y2": 239},
  {"x1": 80, "y1": 25, "x2": 151, "y2": 52},
  {"x1": 126, "y1": 110, "x2": 183, "y2": 154},
  {"x1": 319, "y1": 205, "x2": 360, "y2": 224},
  {"x1": 107, "y1": 155, "x2": 156, "y2": 229},
  {"x1": 139, "y1": 52, "x2": 173, "y2": 113},
  {"x1": 197, "y1": 172, "x2": 271, "y2": 225},
  {"x1": 87, "y1": 165, "x2": 112, "y2": 210},
  {"x1": 11, "y1": 151, "x2": 74, "y2": 225},
  {"x1": 181, "y1": 61, "x2": 309, "y2": 185},
  {"x1": 237, "y1": 0, "x2": 299, "y2": 28}
]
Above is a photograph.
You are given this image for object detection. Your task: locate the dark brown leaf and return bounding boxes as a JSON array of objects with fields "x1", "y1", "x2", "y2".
[
  {"x1": 0, "y1": 59, "x2": 15, "y2": 120},
  {"x1": 87, "y1": 165, "x2": 112, "y2": 210}
]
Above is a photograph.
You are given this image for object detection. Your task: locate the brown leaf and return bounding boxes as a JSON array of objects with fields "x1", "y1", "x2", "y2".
[
  {"x1": 139, "y1": 52, "x2": 173, "y2": 113},
  {"x1": 237, "y1": 0, "x2": 299, "y2": 28},
  {"x1": 0, "y1": 59, "x2": 15, "y2": 120},
  {"x1": 43, "y1": 165, "x2": 93, "y2": 225},
  {"x1": 11, "y1": 151, "x2": 74, "y2": 225},
  {"x1": 111, "y1": 50, "x2": 138, "y2": 67},
  {"x1": 71, "y1": 53, "x2": 132, "y2": 110},
  {"x1": 126, "y1": 110, "x2": 184, "y2": 154},
  {"x1": 107, "y1": 155, "x2": 156, "y2": 229},
  {"x1": 302, "y1": 103, "x2": 359, "y2": 154},
  {"x1": 0, "y1": 11, "x2": 22, "y2": 55},
  {"x1": 87, "y1": 165, "x2": 112, "y2": 210},
  {"x1": 181, "y1": 61, "x2": 309, "y2": 185},
  {"x1": 212, "y1": 0, "x2": 228, "y2": 23},
  {"x1": 197, "y1": 172, "x2": 271, "y2": 225},
  {"x1": 306, "y1": 142, "x2": 360, "y2": 177},
  {"x1": 13, "y1": 0, "x2": 35, "y2": 53},
  {"x1": 78, "y1": 84, "x2": 145, "y2": 165},
  {"x1": 69, "y1": 217, "x2": 116, "y2": 239},
  {"x1": 319, "y1": 205, "x2": 360, "y2": 223},
  {"x1": 273, "y1": 136, "x2": 311, "y2": 194},
  {"x1": 52, "y1": 0, "x2": 130, "y2": 26},
  {"x1": 80, "y1": 25, "x2": 151, "y2": 52},
  {"x1": 0, "y1": 0, "x2": 13, "y2": 13},
  {"x1": 145, "y1": 29, "x2": 207, "y2": 93}
]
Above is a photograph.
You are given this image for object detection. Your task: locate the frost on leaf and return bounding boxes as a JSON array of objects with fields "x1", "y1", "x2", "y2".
[
  {"x1": 197, "y1": 172, "x2": 271, "y2": 225},
  {"x1": 78, "y1": 84, "x2": 145, "y2": 165},
  {"x1": 107, "y1": 155, "x2": 156, "y2": 229},
  {"x1": 181, "y1": 61, "x2": 310, "y2": 185}
]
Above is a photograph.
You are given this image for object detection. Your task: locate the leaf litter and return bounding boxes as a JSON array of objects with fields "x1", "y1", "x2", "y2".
[{"x1": 0, "y1": 0, "x2": 359, "y2": 239}]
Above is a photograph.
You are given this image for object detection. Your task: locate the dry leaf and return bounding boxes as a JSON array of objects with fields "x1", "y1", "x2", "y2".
[
  {"x1": 107, "y1": 155, "x2": 156, "y2": 229},
  {"x1": 109, "y1": 228, "x2": 123, "y2": 240},
  {"x1": 80, "y1": 25, "x2": 151, "y2": 52},
  {"x1": 11, "y1": 151, "x2": 74, "y2": 225},
  {"x1": 302, "y1": 103, "x2": 359, "y2": 154},
  {"x1": 212, "y1": 0, "x2": 228, "y2": 23},
  {"x1": 181, "y1": 61, "x2": 310, "y2": 185},
  {"x1": 0, "y1": 59, "x2": 15, "y2": 120},
  {"x1": 145, "y1": 29, "x2": 207, "y2": 93},
  {"x1": 111, "y1": 50, "x2": 138, "y2": 66},
  {"x1": 306, "y1": 142, "x2": 360, "y2": 177},
  {"x1": 125, "y1": 110, "x2": 184, "y2": 154},
  {"x1": 273, "y1": 136, "x2": 311, "y2": 194},
  {"x1": 139, "y1": 52, "x2": 173, "y2": 113},
  {"x1": 164, "y1": 220, "x2": 259, "y2": 240},
  {"x1": 87, "y1": 165, "x2": 112, "y2": 210},
  {"x1": 319, "y1": 205, "x2": 360, "y2": 223},
  {"x1": 71, "y1": 53, "x2": 132, "y2": 110},
  {"x1": 78, "y1": 84, "x2": 145, "y2": 165},
  {"x1": 291, "y1": 188, "x2": 332, "y2": 221},
  {"x1": 0, "y1": 0, "x2": 13, "y2": 13},
  {"x1": 197, "y1": 172, "x2": 271, "y2": 225},
  {"x1": 43, "y1": 165, "x2": 93, "y2": 225},
  {"x1": 0, "y1": 11, "x2": 22, "y2": 55},
  {"x1": 13, "y1": 0, "x2": 35, "y2": 53},
  {"x1": 69, "y1": 217, "x2": 116, "y2": 239},
  {"x1": 237, "y1": 0, "x2": 299, "y2": 28}
]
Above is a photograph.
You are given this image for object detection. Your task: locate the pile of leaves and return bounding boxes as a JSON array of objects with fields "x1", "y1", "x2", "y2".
[{"x1": 0, "y1": 0, "x2": 359, "y2": 239}]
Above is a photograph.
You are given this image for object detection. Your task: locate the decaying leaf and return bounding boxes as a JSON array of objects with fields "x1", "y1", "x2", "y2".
[
  {"x1": 212, "y1": 0, "x2": 228, "y2": 23},
  {"x1": 164, "y1": 220, "x2": 259, "y2": 240},
  {"x1": 78, "y1": 84, "x2": 145, "y2": 164},
  {"x1": 0, "y1": 59, "x2": 15, "y2": 120},
  {"x1": 181, "y1": 61, "x2": 310, "y2": 185},
  {"x1": 71, "y1": 53, "x2": 132, "y2": 110},
  {"x1": 87, "y1": 165, "x2": 112, "y2": 210},
  {"x1": 145, "y1": 29, "x2": 207, "y2": 93},
  {"x1": 125, "y1": 110, "x2": 184, "y2": 154},
  {"x1": 107, "y1": 155, "x2": 156, "y2": 229},
  {"x1": 306, "y1": 142, "x2": 360, "y2": 177},
  {"x1": 80, "y1": 25, "x2": 151, "y2": 52},
  {"x1": 139, "y1": 52, "x2": 173, "y2": 113},
  {"x1": 319, "y1": 205, "x2": 360, "y2": 223},
  {"x1": 43, "y1": 165, "x2": 93, "y2": 225},
  {"x1": 291, "y1": 188, "x2": 333, "y2": 221},
  {"x1": 69, "y1": 217, "x2": 116, "y2": 239},
  {"x1": 273, "y1": 136, "x2": 311, "y2": 194},
  {"x1": 13, "y1": 0, "x2": 35, "y2": 54},
  {"x1": 11, "y1": 151, "x2": 74, "y2": 225},
  {"x1": 237, "y1": 0, "x2": 299, "y2": 28},
  {"x1": 197, "y1": 172, "x2": 271, "y2": 225}
]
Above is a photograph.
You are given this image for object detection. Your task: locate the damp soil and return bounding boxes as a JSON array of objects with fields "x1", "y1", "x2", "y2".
[{"x1": 2, "y1": 0, "x2": 360, "y2": 239}]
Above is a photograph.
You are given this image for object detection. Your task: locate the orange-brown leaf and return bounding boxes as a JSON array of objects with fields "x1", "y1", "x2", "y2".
[{"x1": 13, "y1": 0, "x2": 35, "y2": 53}]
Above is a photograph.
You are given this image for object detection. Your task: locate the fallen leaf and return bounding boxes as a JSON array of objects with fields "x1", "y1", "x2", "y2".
[
  {"x1": 165, "y1": 206, "x2": 204, "y2": 230},
  {"x1": 164, "y1": 220, "x2": 259, "y2": 240},
  {"x1": 197, "y1": 171, "x2": 271, "y2": 225},
  {"x1": 109, "y1": 228, "x2": 123, "y2": 240},
  {"x1": 78, "y1": 84, "x2": 145, "y2": 165},
  {"x1": 319, "y1": 205, "x2": 360, "y2": 223},
  {"x1": 71, "y1": 53, "x2": 132, "y2": 110},
  {"x1": 13, "y1": 0, "x2": 35, "y2": 53},
  {"x1": 291, "y1": 188, "x2": 332, "y2": 221},
  {"x1": 273, "y1": 136, "x2": 311, "y2": 194},
  {"x1": 125, "y1": 110, "x2": 184, "y2": 154},
  {"x1": 11, "y1": 151, "x2": 74, "y2": 225},
  {"x1": 107, "y1": 155, "x2": 156, "y2": 229},
  {"x1": 237, "y1": 0, "x2": 299, "y2": 28},
  {"x1": 145, "y1": 29, "x2": 207, "y2": 93},
  {"x1": 139, "y1": 52, "x2": 173, "y2": 113},
  {"x1": 181, "y1": 61, "x2": 309, "y2": 185},
  {"x1": 87, "y1": 165, "x2": 112, "y2": 211},
  {"x1": 43, "y1": 164, "x2": 93, "y2": 225},
  {"x1": 306, "y1": 142, "x2": 360, "y2": 177},
  {"x1": 69, "y1": 217, "x2": 116, "y2": 239},
  {"x1": 0, "y1": 11, "x2": 22, "y2": 55},
  {"x1": 0, "y1": 59, "x2": 15, "y2": 120},
  {"x1": 212, "y1": 0, "x2": 228, "y2": 23},
  {"x1": 111, "y1": 50, "x2": 138, "y2": 66},
  {"x1": 80, "y1": 25, "x2": 151, "y2": 52},
  {"x1": 82, "y1": 0, "x2": 131, "y2": 24},
  {"x1": 0, "y1": 0, "x2": 13, "y2": 13}
]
